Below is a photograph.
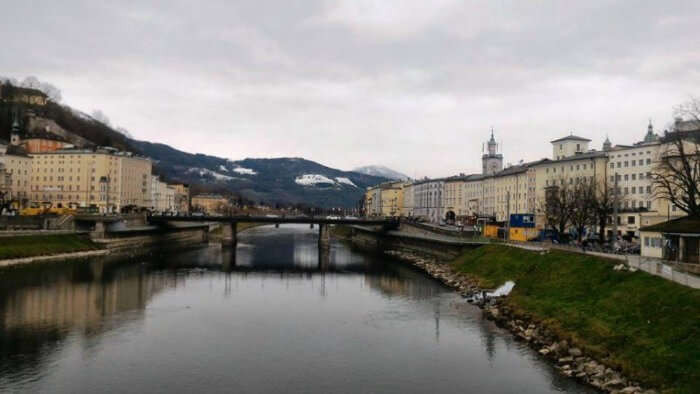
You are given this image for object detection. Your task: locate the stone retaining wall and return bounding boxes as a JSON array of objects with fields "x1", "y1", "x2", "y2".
[
  {"x1": 384, "y1": 248, "x2": 658, "y2": 394},
  {"x1": 350, "y1": 226, "x2": 484, "y2": 261}
]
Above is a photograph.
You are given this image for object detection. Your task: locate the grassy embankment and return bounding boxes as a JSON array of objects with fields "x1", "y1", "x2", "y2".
[
  {"x1": 0, "y1": 234, "x2": 101, "y2": 260},
  {"x1": 452, "y1": 244, "x2": 700, "y2": 393}
]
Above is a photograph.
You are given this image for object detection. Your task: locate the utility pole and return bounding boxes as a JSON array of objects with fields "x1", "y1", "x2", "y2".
[
  {"x1": 611, "y1": 173, "x2": 618, "y2": 247},
  {"x1": 505, "y1": 190, "x2": 510, "y2": 241}
]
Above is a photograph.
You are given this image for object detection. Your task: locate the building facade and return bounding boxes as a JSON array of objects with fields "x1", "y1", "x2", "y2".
[
  {"x1": 413, "y1": 179, "x2": 444, "y2": 222},
  {"x1": 379, "y1": 182, "x2": 404, "y2": 217},
  {"x1": 192, "y1": 194, "x2": 230, "y2": 215},
  {"x1": 29, "y1": 148, "x2": 151, "y2": 212},
  {"x1": 0, "y1": 152, "x2": 32, "y2": 207}
]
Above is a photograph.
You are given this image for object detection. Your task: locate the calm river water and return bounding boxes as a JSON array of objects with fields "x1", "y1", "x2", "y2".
[{"x1": 0, "y1": 225, "x2": 596, "y2": 393}]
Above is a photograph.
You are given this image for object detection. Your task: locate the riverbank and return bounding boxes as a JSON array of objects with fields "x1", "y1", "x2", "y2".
[
  {"x1": 386, "y1": 245, "x2": 700, "y2": 394},
  {"x1": 0, "y1": 234, "x2": 102, "y2": 260}
]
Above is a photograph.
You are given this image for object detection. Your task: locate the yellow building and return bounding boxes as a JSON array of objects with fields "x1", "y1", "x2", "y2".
[
  {"x1": 380, "y1": 181, "x2": 404, "y2": 217},
  {"x1": 364, "y1": 186, "x2": 381, "y2": 217},
  {"x1": 401, "y1": 183, "x2": 415, "y2": 217},
  {"x1": 30, "y1": 148, "x2": 152, "y2": 213},
  {"x1": 191, "y1": 194, "x2": 230, "y2": 215}
]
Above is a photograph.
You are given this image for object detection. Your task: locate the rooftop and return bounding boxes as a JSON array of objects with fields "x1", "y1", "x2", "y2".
[
  {"x1": 550, "y1": 135, "x2": 592, "y2": 143},
  {"x1": 531, "y1": 150, "x2": 607, "y2": 166},
  {"x1": 192, "y1": 194, "x2": 227, "y2": 199},
  {"x1": 639, "y1": 216, "x2": 700, "y2": 235}
]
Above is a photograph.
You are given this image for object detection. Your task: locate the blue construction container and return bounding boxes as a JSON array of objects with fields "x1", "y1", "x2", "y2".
[{"x1": 509, "y1": 213, "x2": 535, "y2": 228}]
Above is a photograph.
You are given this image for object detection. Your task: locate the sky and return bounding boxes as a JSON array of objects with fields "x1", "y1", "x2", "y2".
[{"x1": 2, "y1": 0, "x2": 699, "y2": 178}]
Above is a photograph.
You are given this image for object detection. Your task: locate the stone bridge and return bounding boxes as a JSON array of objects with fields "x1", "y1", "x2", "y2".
[{"x1": 148, "y1": 215, "x2": 399, "y2": 248}]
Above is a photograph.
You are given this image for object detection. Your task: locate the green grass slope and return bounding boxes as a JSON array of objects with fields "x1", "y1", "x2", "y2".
[
  {"x1": 452, "y1": 245, "x2": 700, "y2": 393},
  {"x1": 0, "y1": 235, "x2": 101, "y2": 260}
]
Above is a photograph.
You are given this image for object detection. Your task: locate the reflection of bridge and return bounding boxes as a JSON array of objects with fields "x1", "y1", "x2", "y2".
[{"x1": 148, "y1": 215, "x2": 399, "y2": 247}]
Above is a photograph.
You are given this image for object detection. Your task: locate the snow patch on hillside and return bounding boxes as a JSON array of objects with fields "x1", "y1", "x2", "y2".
[
  {"x1": 187, "y1": 167, "x2": 235, "y2": 181},
  {"x1": 335, "y1": 177, "x2": 357, "y2": 187},
  {"x1": 233, "y1": 167, "x2": 257, "y2": 175},
  {"x1": 295, "y1": 174, "x2": 335, "y2": 186},
  {"x1": 219, "y1": 165, "x2": 228, "y2": 172}
]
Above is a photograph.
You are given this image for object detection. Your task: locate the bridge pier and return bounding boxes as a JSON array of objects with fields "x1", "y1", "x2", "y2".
[
  {"x1": 318, "y1": 244, "x2": 330, "y2": 271},
  {"x1": 310, "y1": 223, "x2": 314, "y2": 229},
  {"x1": 228, "y1": 221, "x2": 237, "y2": 246},
  {"x1": 318, "y1": 223, "x2": 330, "y2": 249},
  {"x1": 275, "y1": 223, "x2": 279, "y2": 228}
]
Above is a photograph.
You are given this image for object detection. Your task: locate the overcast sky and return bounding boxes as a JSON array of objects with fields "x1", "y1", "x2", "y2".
[{"x1": 2, "y1": 1, "x2": 699, "y2": 178}]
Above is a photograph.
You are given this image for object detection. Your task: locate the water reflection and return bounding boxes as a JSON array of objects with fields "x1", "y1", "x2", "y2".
[{"x1": 0, "y1": 224, "x2": 595, "y2": 393}]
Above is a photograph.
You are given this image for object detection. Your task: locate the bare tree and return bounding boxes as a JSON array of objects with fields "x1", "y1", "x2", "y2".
[
  {"x1": 543, "y1": 179, "x2": 574, "y2": 236},
  {"x1": 569, "y1": 178, "x2": 597, "y2": 242},
  {"x1": 652, "y1": 98, "x2": 700, "y2": 217},
  {"x1": 90, "y1": 109, "x2": 111, "y2": 126},
  {"x1": 19, "y1": 76, "x2": 62, "y2": 102},
  {"x1": 589, "y1": 178, "x2": 619, "y2": 244}
]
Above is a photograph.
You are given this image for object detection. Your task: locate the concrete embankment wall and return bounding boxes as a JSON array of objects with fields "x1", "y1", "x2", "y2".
[
  {"x1": 349, "y1": 226, "x2": 483, "y2": 261},
  {"x1": 94, "y1": 225, "x2": 209, "y2": 255}
]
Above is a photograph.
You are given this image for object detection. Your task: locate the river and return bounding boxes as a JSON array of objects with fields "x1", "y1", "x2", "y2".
[{"x1": 0, "y1": 225, "x2": 596, "y2": 393}]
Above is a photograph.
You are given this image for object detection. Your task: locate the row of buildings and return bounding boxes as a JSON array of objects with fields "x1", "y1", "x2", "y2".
[
  {"x1": 1, "y1": 110, "x2": 189, "y2": 214},
  {"x1": 365, "y1": 121, "x2": 694, "y2": 240}
]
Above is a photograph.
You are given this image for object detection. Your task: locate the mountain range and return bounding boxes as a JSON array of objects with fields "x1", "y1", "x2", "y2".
[
  {"x1": 1, "y1": 84, "x2": 389, "y2": 208},
  {"x1": 133, "y1": 140, "x2": 388, "y2": 208}
]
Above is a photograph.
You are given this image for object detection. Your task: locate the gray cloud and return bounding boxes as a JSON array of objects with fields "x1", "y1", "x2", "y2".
[{"x1": 2, "y1": 0, "x2": 699, "y2": 177}]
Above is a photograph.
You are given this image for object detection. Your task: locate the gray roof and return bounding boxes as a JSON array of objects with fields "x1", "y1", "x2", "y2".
[
  {"x1": 530, "y1": 151, "x2": 606, "y2": 166},
  {"x1": 550, "y1": 135, "x2": 592, "y2": 143}
]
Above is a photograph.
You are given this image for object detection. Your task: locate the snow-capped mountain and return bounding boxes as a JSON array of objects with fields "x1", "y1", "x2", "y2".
[
  {"x1": 133, "y1": 140, "x2": 388, "y2": 207},
  {"x1": 353, "y1": 165, "x2": 409, "y2": 181}
]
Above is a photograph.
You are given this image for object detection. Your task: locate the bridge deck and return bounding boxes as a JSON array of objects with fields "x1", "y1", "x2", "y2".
[{"x1": 148, "y1": 215, "x2": 394, "y2": 226}]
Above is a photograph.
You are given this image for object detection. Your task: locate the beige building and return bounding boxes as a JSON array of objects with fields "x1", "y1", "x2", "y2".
[
  {"x1": 172, "y1": 183, "x2": 190, "y2": 214},
  {"x1": 532, "y1": 135, "x2": 609, "y2": 229},
  {"x1": 29, "y1": 148, "x2": 151, "y2": 212},
  {"x1": 0, "y1": 83, "x2": 49, "y2": 106},
  {"x1": 0, "y1": 151, "x2": 32, "y2": 207},
  {"x1": 443, "y1": 174, "x2": 484, "y2": 220},
  {"x1": 491, "y1": 164, "x2": 533, "y2": 222},
  {"x1": 192, "y1": 194, "x2": 230, "y2": 215},
  {"x1": 401, "y1": 182, "x2": 415, "y2": 217}
]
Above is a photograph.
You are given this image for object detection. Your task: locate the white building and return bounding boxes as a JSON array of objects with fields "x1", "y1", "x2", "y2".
[{"x1": 413, "y1": 179, "x2": 444, "y2": 222}]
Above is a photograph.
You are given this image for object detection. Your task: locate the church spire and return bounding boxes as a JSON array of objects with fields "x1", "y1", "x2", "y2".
[{"x1": 643, "y1": 119, "x2": 657, "y2": 143}]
